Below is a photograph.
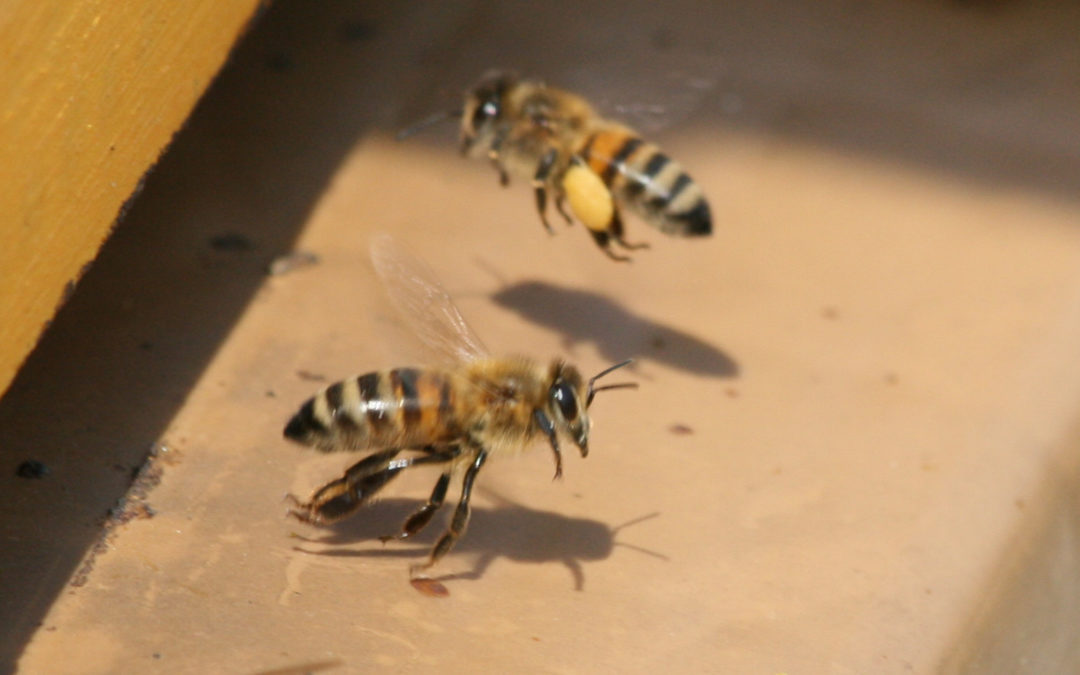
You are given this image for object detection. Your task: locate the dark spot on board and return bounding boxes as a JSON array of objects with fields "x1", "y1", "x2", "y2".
[
  {"x1": 820, "y1": 305, "x2": 840, "y2": 320},
  {"x1": 297, "y1": 370, "x2": 327, "y2": 382},
  {"x1": 668, "y1": 423, "x2": 694, "y2": 435},
  {"x1": 16, "y1": 460, "x2": 49, "y2": 479},
  {"x1": 209, "y1": 233, "x2": 255, "y2": 252}
]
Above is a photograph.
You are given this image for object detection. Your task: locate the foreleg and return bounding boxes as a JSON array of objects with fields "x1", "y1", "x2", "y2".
[{"x1": 533, "y1": 409, "x2": 564, "y2": 480}]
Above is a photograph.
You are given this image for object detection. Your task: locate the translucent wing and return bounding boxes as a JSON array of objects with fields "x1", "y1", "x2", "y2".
[
  {"x1": 370, "y1": 234, "x2": 488, "y2": 364},
  {"x1": 565, "y1": 63, "x2": 717, "y2": 135}
]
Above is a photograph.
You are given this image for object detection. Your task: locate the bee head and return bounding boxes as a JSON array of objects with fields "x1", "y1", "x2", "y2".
[
  {"x1": 546, "y1": 361, "x2": 590, "y2": 455},
  {"x1": 546, "y1": 359, "x2": 635, "y2": 457},
  {"x1": 460, "y1": 71, "x2": 518, "y2": 156}
]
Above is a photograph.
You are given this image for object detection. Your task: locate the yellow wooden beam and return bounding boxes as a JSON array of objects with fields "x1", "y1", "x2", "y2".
[{"x1": 0, "y1": 0, "x2": 263, "y2": 399}]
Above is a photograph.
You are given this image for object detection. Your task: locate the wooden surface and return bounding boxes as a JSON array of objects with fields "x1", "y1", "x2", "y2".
[
  {"x1": 4, "y1": 1, "x2": 1080, "y2": 673},
  {"x1": 0, "y1": 0, "x2": 263, "y2": 400}
]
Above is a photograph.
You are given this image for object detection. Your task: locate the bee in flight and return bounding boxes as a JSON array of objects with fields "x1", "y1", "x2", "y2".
[
  {"x1": 398, "y1": 71, "x2": 712, "y2": 262},
  {"x1": 284, "y1": 235, "x2": 635, "y2": 580}
]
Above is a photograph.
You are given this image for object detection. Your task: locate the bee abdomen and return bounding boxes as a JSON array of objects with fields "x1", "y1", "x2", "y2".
[
  {"x1": 284, "y1": 368, "x2": 458, "y2": 452},
  {"x1": 579, "y1": 130, "x2": 712, "y2": 237}
]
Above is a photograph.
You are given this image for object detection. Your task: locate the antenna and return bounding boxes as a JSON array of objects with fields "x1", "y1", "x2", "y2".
[
  {"x1": 587, "y1": 359, "x2": 637, "y2": 406},
  {"x1": 395, "y1": 109, "x2": 463, "y2": 141}
]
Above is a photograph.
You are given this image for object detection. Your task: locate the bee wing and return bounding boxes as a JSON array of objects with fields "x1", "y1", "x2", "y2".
[
  {"x1": 370, "y1": 234, "x2": 489, "y2": 364},
  {"x1": 567, "y1": 66, "x2": 716, "y2": 135}
]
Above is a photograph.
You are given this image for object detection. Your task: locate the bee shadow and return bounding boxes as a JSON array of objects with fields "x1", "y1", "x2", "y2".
[
  {"x1": 289, "y1": 496, "x2": 665, "y2": 591},
  {"x1": 489, "y1": 280, "x2": 738, "y2": 378}
]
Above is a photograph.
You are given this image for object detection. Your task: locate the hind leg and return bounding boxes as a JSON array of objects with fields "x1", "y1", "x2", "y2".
[
  {"x1": 608, "y1": 209, "x2": 650, "y2": 252},
  {"x1": 561, "y1": 160, "x2": 646, "y2": 261},
  {"x1": 287, "y1": 448, "x2": 403, "y2": 524},
  {"x1": 586, "y1": 229, "x2": 631, "y2": 262},
  {"x1": 287, "y1": 446, "x2": 458, "y2": 525}
]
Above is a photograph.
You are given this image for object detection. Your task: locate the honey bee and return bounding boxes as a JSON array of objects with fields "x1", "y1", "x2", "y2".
[
  {"x1": 400, "y1": 72, "x2": 712, "y2": 261},
  {"x1": 284, "y1": 235, "x2": 635, "y2": 579}
]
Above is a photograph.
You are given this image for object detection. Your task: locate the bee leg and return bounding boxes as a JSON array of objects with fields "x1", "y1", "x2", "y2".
[
  {"x1": 287, "y1": 448, "x2": 403, "y2": 525},
  {"x1": 561, "y1": 159, "x2": 634, "y2": 261},
  {"x1": 491, "y1": 155, "x2": 510, "y2": 187},
  {"x1": 380, "y1": 472, "x2": 451, "y2": 543},
  {"x1": 587, "y1": 228, "x2": 632, "y2": 263},
  {"x1": 554, "y1": 193, "x2": 574, "y2": 225},
  {"x1": 609, "y1": 209, "x2": 650, "y2": 252},
  {"x1": 410, "y1": 448, "x2": 489, "y2": 577},
  {"x1": 532, "y1": 147, "x2": 560, "y2": 234},
  {"x1": 378, "y1": 444, "x2": 464, "y2": 541},
  {"x1": 488, "y1": 126, "x2": 510, "y2": 186},
  {"x1": 533, "y1": 409, "x2": 563, "y2": 480}
]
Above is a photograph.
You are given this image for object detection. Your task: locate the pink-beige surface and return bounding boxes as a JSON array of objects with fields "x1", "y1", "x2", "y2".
[{"x1": 5, "y1": 1, "x2": 1080, "y2": 673}]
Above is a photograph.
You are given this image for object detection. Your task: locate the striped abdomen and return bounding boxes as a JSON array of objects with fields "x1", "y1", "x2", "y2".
[
  {"x1": 284, "y1": 368, "x2": 461, "y2": 452},
  {"x1": 577, "y1": 129, "x2": 711, "y2": 236}
]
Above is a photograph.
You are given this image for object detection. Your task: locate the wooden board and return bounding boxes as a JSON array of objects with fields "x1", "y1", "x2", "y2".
[{"x1": 0, "y1": 0, "x2": 264, "y2": 399}]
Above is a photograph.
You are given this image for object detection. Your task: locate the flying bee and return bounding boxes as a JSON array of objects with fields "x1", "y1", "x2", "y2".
[
  {"x1": 284, "y1": 235, "x2": 635, "y2": 580},
  {"x1": 398, "y1": 71, "x2": 712, "y2": 261}
]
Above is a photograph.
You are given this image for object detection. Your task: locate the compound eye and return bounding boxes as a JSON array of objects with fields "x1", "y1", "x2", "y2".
[{"x1": 551, "y1": 382, "x2": 579, "y2": 422}]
